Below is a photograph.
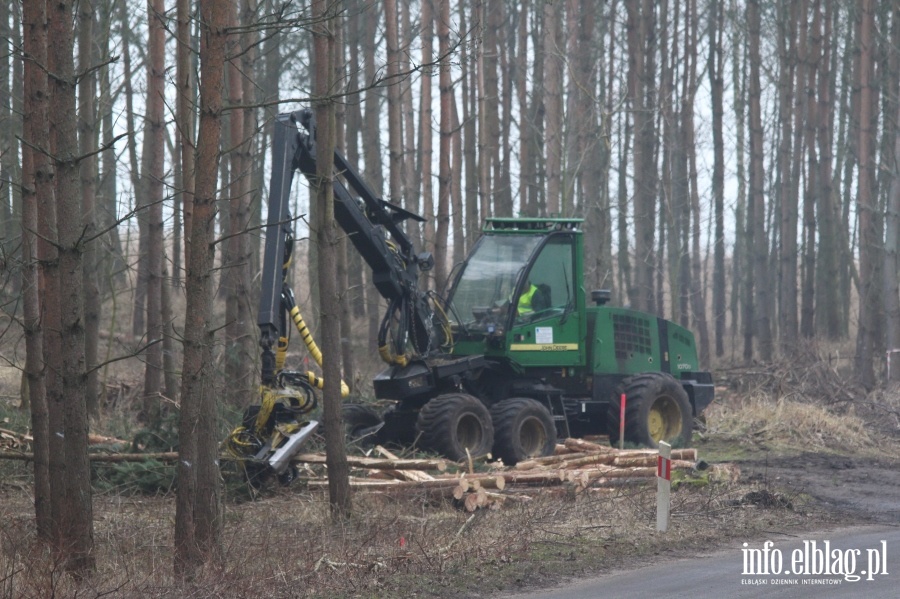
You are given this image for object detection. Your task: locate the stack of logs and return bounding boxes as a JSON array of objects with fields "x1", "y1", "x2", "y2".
[{"x1": 296, "y1": 437, "x2": 706, "y2": 512}]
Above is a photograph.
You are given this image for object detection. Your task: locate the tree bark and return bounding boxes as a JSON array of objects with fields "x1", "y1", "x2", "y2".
[
  {"x1": 815, "y1": 0, "x2": 841, "y2": 340},
  {"x1": 49, "y1": 0, "x2": 94, "y2": 575},
  {"x1": 175, "y1": 0, "x2": 227, "y2": 579},
  {"x1": 683, "y1": 0, "x2": 709, "y2": 367},
  {"x1": 802, "y1": 1, "x2": 822, "y2": 340},
  {"x1": 746, "y1": 0, "x2": 771, "y2": 361},
  {"x1": 709, "y1": 0, "x2": 726, "y2": 357},
  {"x1": 313, "y1": 0, "x2": 352, "y2": 521},
  {"x1": 384, "y1": 0, "x2": 403, "y2": 210},
  {"x1": 22, "y1": 0, "x2": 53, "y2": 543},
  {"x1": 436, "y1": 0, "x2": 452, "y2": 294},
  {"x1": 543, "y1": 0, "x2": 563, "y2": 215},
  {"x1": 224, "y1": 0, "x2": 253, "y2": 408},
  {"x1": 363, "y1": 0, "x2": 384, "y2": 354},
  {"x1": 627, "y1": 0, "x2": 658, "y2": 314},
  {"x1": 177, "y1": 0, "x2": 196, "y2": 281},
  {"x1": 77, "y1": 0, "x2": 101, "y2": 419},
  {"x1": 420, "y1": 0, "x2": 435, "y2": 288},
  {"x1": 855, "y1": 0, "x2": 878, "y2": 388},
  {"x1": 141, "y1": 0, "x2": 166, "y2": 423},
  {"x1": 776, "y1": 0, "x2": 800, "y2": 350},
  {"x1": 461, "y1": 0, "x2": 480, "y2": 244}
]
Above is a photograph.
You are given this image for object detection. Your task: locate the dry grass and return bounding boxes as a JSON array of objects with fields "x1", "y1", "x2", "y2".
[
  {"x1": 706, "y1": 340, "x2": 900, "y2": 455},
  {"x1": 704, "y1": 393, "x2": 876, "y2": 453},
  {"x1": 0, "y1": 467, "x2": 827, "y2": 599}
]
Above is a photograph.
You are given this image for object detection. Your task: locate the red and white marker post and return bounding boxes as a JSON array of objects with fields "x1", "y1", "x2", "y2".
[{"x1": 656, "y1": 441, "x2": 672, "y2": 532}]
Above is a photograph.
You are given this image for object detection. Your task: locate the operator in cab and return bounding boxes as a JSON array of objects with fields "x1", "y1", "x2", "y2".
[{"x1": 517, "y1": 281, "x2": 539, "y2": 316}]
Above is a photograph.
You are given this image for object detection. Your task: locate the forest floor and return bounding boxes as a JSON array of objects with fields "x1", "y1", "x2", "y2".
[{"x1": 1, "y1": 350, "x2": 899, "y2": 598}]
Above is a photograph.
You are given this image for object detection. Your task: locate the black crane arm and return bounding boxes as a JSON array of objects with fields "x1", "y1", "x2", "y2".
[{"x1": 258, "y1": 110, "x2": 445, "y2": 386}]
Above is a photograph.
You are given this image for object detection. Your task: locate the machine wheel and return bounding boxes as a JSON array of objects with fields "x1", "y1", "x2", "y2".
[
  {"x1": 277, "y1": 464, "x2": 298, "y2": 487},
  {"x1": 416, "y1": 393, "x2": 494, "y2": 461},
  {"x1": 343, "y1": 403, "x2": 383, "y2": 447},
  {"x1": 609, "y1": 373, "x2": 693, "y2": 448},
  {"x1": 490, "y1": 398, "x2": 556, "y2": 466}
]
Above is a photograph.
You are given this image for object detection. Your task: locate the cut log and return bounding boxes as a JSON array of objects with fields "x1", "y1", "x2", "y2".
[
  {"x1": 293, "y1": 453, "x2": 447, "y2": 471},
  {"x1": 553, "y1": 444, "x2": 574, "y2": 455},
  {"x1": 304, "y1": 476, "x2": 461, "y2": 490},
  {"x1": 563, "y1": 438, "x2": 615, "y2": 453},
  {"x1": 515, "y1": 452, "x2": 591, "y2": 470}
]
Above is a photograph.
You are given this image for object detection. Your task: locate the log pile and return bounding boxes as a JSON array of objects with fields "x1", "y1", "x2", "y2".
[
  {"x1": 0, "y1": 432, "x2": 735, "y2": 512},
  {"x1": 295, "y1": 438, "x2": 720, "y2": 512}
]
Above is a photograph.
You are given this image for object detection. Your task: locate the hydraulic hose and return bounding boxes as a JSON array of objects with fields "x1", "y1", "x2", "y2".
[{"x1": 287, "y1": 304, "x2": 350, "y2": 397}]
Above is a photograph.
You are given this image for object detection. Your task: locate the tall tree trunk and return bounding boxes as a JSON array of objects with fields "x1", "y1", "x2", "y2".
[
  {"x1": 77, "y1": 0, "x2": 100, "y2": 418},
  {"x1": 22, "y1": 0, "x2": 53, "y2": 543},
  {"x1": 363, "y1": 0, "x2": 384, "y2": 354},
  {"x1": 709, "y1": 0, "x2": 726, "y2": 357},
  {"x1": 617, "y1": 111, "x2": 633, "y2": 306},
  {"x1": 451, "y1": 91, "x2": 465, "y2": 265},
  {"x1": 746, "y1": 0, "x2": 771, "y2": 361},
  {"x1": 627, "y1": 0, "x2": 657, "y2": 314},
  {"x1": 855, "y1": 0, "x2": 878, "y2": 388},
  {"x1": 884, "y1": 79, "x2": 900, "y2": 383},
  {"x1": 0, "y1": 0, "x2": 18, "y2": 291},
  {"x1": 776, "y1": 0, "x2": 800, "y2": 349},
  {"x1": 584, "y1": 0, "x2": 608, "y2": 290},
  {"x1": 35, "y1": 1, "x2": 66, "y2": 549},
  {"x1": 332, "y1": 3, "x2": 356, "y2": 388},
  {"x1": 683, "y1": 0, "x2": 709, "y2": 366},
  {"x1": 436, "y1": 0, "x2": 452, "y2": 295},
  {"x1": 884, "y1": 5, "x2": 900, "y2": 383},
  {"x1": 141, "y1": 0, "x2": 166, "y2": 423},
  {"x1": 816, "y1": 0, "x2": 841, "y2": 339},
  {"x1": 484, "y1": 0, "x2": 504, "y2": 216},
  {"x1": 496, "y1": 1, "x2": 513, "y2": 217},
  {"x1": 178, "y1": 0, "x2": 197, "y2": 280},
  {"x1": 543, "y1": 0, "x2": 563, "y2": 215},
  {"x1": 461, "y1": 0, "x2": 479, "y2": 244},
  {"x1": 801, "y1": 0, "x2": 822, "y2": 339},
  {"x1": 420, "y1": 0, "x2": 435, "y2": 287},
  {"x1": 175, "y1": 0, "x2": 227, "y2": 579},
  {"x1": 312, "y1": 0, "x2": 352, "y2": 521},
  {"x1": 119, "y1": 4, "x2": 146, "y2": 340},
  {"x1": 345, "y1": 0, "x2": 366, "y2": 319},
  {"x1": 476, "y1": 1, "x2": 491, "y2": 222},
  {"x1": 49, "y1": 0, "x2": 94, "y2": 576},
  {"x1": 385, "y1": 0, "x2": 403, "y2": 209},
  {"x1": 515, "y1": 0, "x2": 530, "y2": 217},
  {"x1": 224, "y1": 0, "x2": 253, "y2": 408},
  {"x1": 729, "y1": 1, "x2": 747, "y2": 356},
  {"x1": 97, "y1": 1, "x2": 125, "y2": 295}
]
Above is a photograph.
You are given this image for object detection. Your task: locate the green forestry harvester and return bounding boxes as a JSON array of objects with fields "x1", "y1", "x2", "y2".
[{"x1": 226, "y1": 109, "x2": 715, "y2": 481}]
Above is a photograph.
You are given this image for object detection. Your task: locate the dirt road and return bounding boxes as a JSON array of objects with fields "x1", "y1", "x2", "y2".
[{"x1": 740, "y1": 453, "x2": 900, "y2": 525}]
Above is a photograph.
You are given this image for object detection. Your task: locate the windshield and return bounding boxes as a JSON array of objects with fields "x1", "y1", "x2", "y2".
[{"x1": 447, "y1": 234, "x2": 542, "y2": 328}]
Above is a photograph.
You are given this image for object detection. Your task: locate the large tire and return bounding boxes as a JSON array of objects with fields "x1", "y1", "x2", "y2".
[
  {"x1": 343, "y1": 403, "x2": 383, "y2": 447},
  {"x1": 490, "y1": 398, "x2": 556, "y2": 466},
  {"x1": 609, "y1": 373, "x2": 693, "y2": 448},
  {"x1": 416, "y1": 393, "x2": 494, "y2": 461}
]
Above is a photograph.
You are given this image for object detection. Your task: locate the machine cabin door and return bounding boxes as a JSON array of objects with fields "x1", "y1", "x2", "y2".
[{"x1": 506, "y1": 235, "x2": 583, "y2": 368}]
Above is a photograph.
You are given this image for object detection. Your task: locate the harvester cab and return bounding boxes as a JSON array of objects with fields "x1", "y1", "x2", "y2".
[{"x1": 447, "y1": 217, "x2": 585, "y2": 370}]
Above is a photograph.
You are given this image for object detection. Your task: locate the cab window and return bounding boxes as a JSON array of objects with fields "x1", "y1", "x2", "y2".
[{"x1": 515, "y1": 236, "x2": 574, "y2": 322}]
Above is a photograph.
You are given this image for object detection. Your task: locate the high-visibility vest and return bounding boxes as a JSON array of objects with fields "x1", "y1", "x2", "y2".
[{"x1": 518, "y1": 283, "x2": 538, "y2": 314}]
